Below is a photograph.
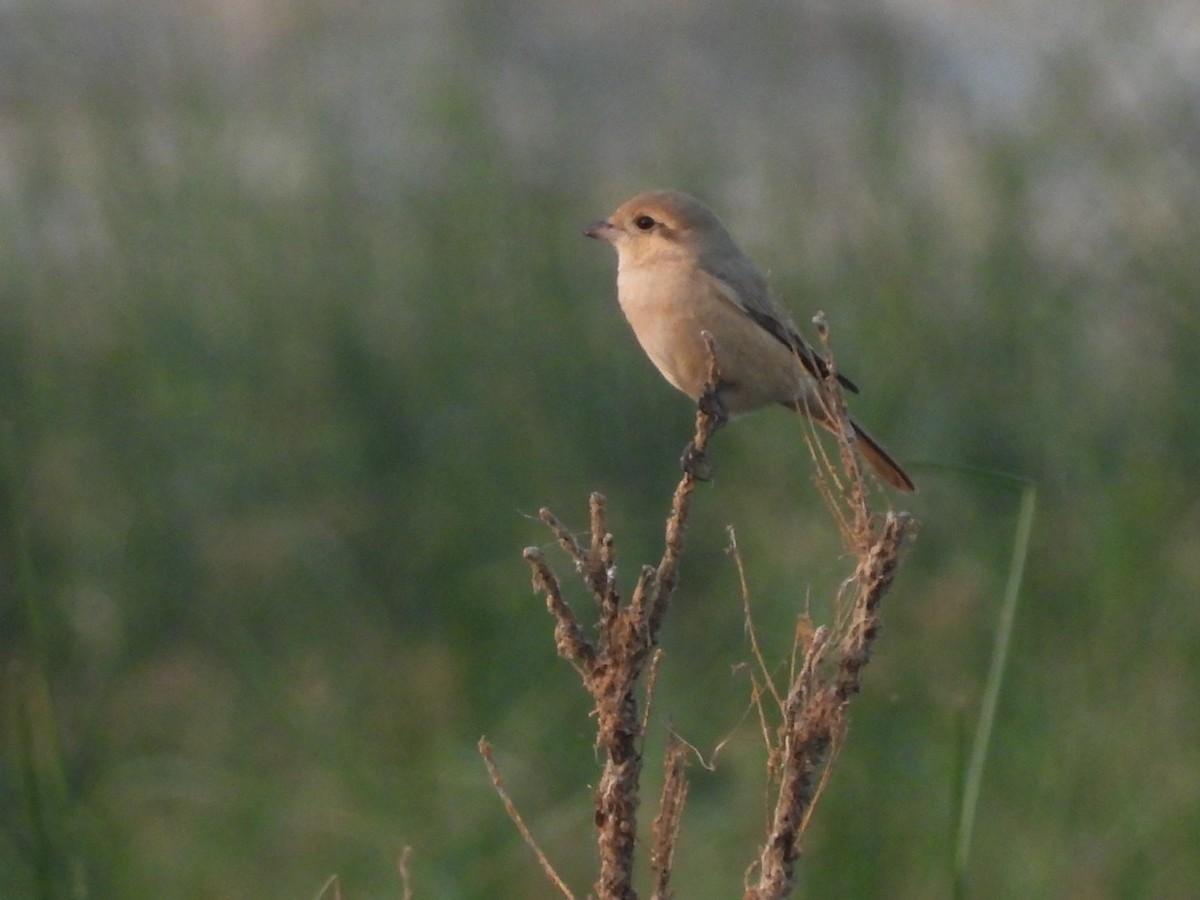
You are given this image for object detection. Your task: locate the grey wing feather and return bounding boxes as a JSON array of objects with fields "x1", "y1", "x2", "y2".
[{"x1": 701, "y1": 258, "x2": 860, "y2": 393}]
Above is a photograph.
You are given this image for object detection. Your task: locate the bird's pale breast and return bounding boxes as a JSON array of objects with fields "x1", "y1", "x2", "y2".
[{"x1": 616, "y1": 260, "x2": 815, "y2": 415}]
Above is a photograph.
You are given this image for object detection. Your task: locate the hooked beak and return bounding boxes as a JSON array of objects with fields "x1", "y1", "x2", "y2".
[{"x1": 584, "y1": 219, "x2": 618, "y2": 242}]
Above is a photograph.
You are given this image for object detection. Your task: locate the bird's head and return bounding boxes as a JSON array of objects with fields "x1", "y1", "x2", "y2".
[{"x1": 585, "y1": 190, "x2": 736, "y2": 267}]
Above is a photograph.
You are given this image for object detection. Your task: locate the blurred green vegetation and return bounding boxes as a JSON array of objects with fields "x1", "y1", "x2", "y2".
[{"x1": 2, "y1": 2, "x2": 1199, "y2": 897}]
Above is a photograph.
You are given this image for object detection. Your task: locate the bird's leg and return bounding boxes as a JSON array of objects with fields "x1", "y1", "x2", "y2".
[
  {"x1": 680, "y1": 438, "x2": 712, "y2": 480},
  {"x1": 696, "y1": 382, "x2": 728, "y2": 428},
  {"x1": 680, "y1": 383, "x2": 728, "y2": 480}
]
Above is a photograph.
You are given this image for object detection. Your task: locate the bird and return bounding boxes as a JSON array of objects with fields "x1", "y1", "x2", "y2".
[{"x1": 585, "y1": 189, "x2": 915, "y2": 492}]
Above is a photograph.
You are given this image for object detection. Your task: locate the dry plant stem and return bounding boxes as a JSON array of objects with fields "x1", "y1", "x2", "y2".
[
  {"x1": 522, "y1": 547, "x2": 595, "y2": 671},
  {"x1": 314, "y1": 874, "x2": 342, "y2": 900},
  {"x1": 639, "y1": 649, "x2": 666, "y2": 738},
  {"x1": 397, "y1": 846, "x2": 414, "y2": 900},
  {"x1": 742, "y1": 320, "x2": 914, "y2": 900},
  {"x1": 592, "y1": 393, "x2": 723, "y2": 900},
  {"x1": 727, "y1": 526, "x2": 784, "y2": 711},
  {"x1": 813, "y1": 313, "x2": 872, "y2": 547},
  {"x1": 749, "y1": 514, "x2": 911, "y2": 899},
  {"x1": 650, "y1": 732, "x2": 690, "y2": 900},
  {"x1": 518, "y1": 333, "x2": 726, "y2": 900},
  {"x1": 479, "y1": 738, "x2": 576, "y2": 900}
]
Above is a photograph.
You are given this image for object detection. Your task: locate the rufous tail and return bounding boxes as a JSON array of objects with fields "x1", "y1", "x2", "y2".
[{"x1": 850, "y1": 418, "x2": 916, "y2": 492}]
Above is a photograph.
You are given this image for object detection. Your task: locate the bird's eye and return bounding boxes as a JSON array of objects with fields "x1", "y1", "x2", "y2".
[{"x1": 633, "y1": 215, "x2": 656, "y2": 231}]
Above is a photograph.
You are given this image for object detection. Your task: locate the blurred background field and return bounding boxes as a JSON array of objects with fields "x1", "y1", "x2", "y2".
[{"x1": 2, "y1": 0, "x2": 1199, "y2": 897}]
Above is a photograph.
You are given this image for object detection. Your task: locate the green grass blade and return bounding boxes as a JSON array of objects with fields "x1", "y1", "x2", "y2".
[{"x1": 954, "y1": 481, "x2": 1037, "y2": 894}]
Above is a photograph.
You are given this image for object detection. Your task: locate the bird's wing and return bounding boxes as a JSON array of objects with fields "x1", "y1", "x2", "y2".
[{"x1": 700, "y1": 265, "x2": 860, "y2": 393}]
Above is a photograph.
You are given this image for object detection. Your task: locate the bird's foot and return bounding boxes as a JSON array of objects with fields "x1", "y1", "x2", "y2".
[
  {"x1": 697, "y1": 386, "x2": 728, "y2": 429},
  {"x1": 680, "y1": 441, "x2": 712, "y2": 481},
  {"x1": 681, "y1": 386, "x2": 726, "y2": 479}
]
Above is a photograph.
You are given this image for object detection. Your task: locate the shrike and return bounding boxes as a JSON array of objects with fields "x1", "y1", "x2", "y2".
[{"x1": 586, "y1": 189, "x2": 914, "y2": 492}]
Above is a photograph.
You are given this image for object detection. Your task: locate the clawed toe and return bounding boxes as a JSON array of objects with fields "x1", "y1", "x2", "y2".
[
  {"x1": 697, "y1": 388, "x2": 728, "y2": 427},
  {"x1": 680, "y1": 441, "x2": 712, "y2": 480}
]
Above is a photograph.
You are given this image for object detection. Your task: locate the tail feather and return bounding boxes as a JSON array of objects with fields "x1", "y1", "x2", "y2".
[
  {"x1": 784, "y1": 398, "x2": 916, "y2": 492},
  {"x1": 850, "y1": 419, "x2": 916, "y2": 492}
]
